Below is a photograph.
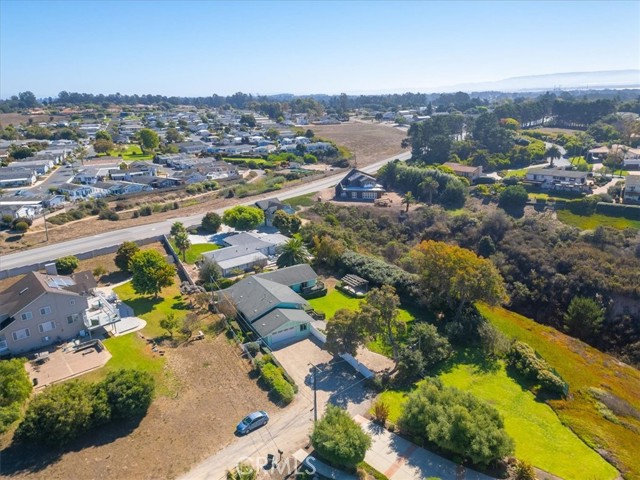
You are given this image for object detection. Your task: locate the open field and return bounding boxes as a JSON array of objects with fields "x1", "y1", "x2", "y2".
[
  {"x1": 311, "y1": 121, "x2": 409, "y2": 167},
  {"x1": 0, "y1": 113, "x2": 66, "y2": 126},
  {"x1": 377, "y1": 355, "x2": 617, "y2": 480},
  {"x1": 479, "y1": 304, "x2": 640, "y2": 480},
  {"x1": 108, "y1": 144, "x2": 154, "y2": 161},
  {"x1": 556, "y1": 210, "x2": 640, "y2": 230}
]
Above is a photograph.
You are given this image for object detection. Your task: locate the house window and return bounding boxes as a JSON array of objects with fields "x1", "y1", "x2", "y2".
[
  {"x1": 42, "y1": 336, "x2": 51, "y2": 343},
  {"x1": 67, "y1": 314, "x2": 80, "y2": 324},
  {"x1": 40, "y1": 306, "x2": 52, "y2": 315},
  {"x1": 21, "y1": 311, "x2": 33, "y2": 321},
  {"x1": 0, "y1": 337, "x2": 7, "y2": 350},
  {"x1": 12, "y1": 328, "x2": 30, "y2": 341},
  {"x1": 300, "y1": 324, "x2": 308, "y2": 332},
  {"x1": 38, "y1": 321, "x2": 56, "y2": 333},
  {"x1": 351, "y1": 192, "x2": 357, "y2": 199},
  {"x1": 69, "y1": 300, "x2": 76, "y2": 305}
]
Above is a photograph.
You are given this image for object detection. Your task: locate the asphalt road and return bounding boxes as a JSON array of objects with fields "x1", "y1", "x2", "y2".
[{"x1": 0, "y1": 151, "x2": 410, "y2": 273}]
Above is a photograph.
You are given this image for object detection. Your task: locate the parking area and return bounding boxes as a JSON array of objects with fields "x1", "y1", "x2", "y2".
[
  {"x1": 272, "y1": 338, "x2": 375, "y2": 416},
  {"x1": 24, "y1": 341, "x2": 111, "y2": 389}
]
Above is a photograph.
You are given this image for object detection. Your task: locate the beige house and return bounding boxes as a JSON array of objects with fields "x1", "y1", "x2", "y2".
[
  {"x1": 443, "y1": 162, "x2": 483, "y2": 181},
  {"x1": 624, "y1": 175, "x2": 640, "y2": 204},
  {"x1": 0, "y1": 270, "x2": 117, "y2": 356}
]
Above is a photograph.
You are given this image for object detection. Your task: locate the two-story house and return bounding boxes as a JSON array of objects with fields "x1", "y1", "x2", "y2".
[
  {"x1": 525, "y1": 167, "x2": 590, "y2": 192},
  {"x1": 255, "y1": 198, "x2": 296, "y2": 227},
  {"x1": 335, "y1": 168, "x2": 386, "y2": 201}
]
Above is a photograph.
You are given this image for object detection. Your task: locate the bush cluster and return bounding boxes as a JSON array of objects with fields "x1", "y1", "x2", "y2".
[
  {"x1": 15, "y1": 370, "x2": 154, "y2": 446},
  {"x1": 506, "y1": 341, "x2": 568, "y2": 396},
  {"x1": 256, "y1": 359, "x2": 295, "y2": 405},
  {"x1": 48, "y1": 199, "x2": 112, "y2": 225},
  {"x1": 0, "y1": 359, "x2": 32, "y2": 433},
  {"x1": 185, "y1": 180, "x2": 218, "y2": 195}
]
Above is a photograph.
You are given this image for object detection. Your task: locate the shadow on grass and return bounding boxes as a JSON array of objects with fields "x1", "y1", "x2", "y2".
[
  {"x1": 122, "y1": 296, "x2": 163, "y2": 317},
  {"x1": 171, "y1": 299, "x2": 190, "y2": 311},
  {"x1": 432, "y1": 347, "x2": 502, "y2": 377},
  {"x1": 0, "y1": 415, "x2": 144, "y2": 476}
]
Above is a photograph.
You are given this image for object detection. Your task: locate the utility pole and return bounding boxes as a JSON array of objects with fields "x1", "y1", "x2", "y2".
[
  {"x1": 42, "y1": 208, "x2": 49, "y2": 242},
  {"x1": 309, "y1": 363, "x2": 318, "y2": 423}
]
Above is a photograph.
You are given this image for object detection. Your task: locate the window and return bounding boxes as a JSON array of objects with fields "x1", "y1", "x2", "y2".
[
  {"x1": 362, "y1": 192, "x2": 377, "y2": 200},
  {"x1": 38, "y1": 321, "x2": 55, "y2": 333},
  {"x1": 299, "y1": 324, "x2": 308, "y2": 332},
  {"x1": 21, "y1": 311, "x2": 33, "y2": 321},
  {"x1": 40, "y1": 306, "x2": 52, "y2": 315},
  {"x1": 67, "y1": 314, "x2": 79, "y2": 324},
  {"x1": 12, "y1": 328, "x2": 30, "y2": 341},
  {"x1": 0, "y1": 337, "x2": 7, "y2": 350},
  {"x1": 69, "y1": 299, "x2": 76, "y2": 305},
  {"x1": 42, "y1": 336, "x2": 51, "y2": 343}
]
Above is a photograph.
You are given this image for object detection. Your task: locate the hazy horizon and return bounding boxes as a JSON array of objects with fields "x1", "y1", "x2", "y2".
[{"x1": 1, "y1": 1, "x2": 639, "y2": 99}]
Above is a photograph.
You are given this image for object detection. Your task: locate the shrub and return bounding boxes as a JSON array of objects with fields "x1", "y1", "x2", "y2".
[
  {"x1": 245, "y1": 342, "x2": 260, "y2": 356},
  {"x1": 506, "y1": 341, "x2": 567, "y2": 396},
  {"x1": 371, "y1": 399, "x2": 390, "y2": 425},
  {"x1": 114, "y1": 241, "x2": 140, "y2": 273},
  {"x1": 92, "y1": 265, "x2": 108, "y2": 278},
  {"x1": 259, "y1": 363, "x2": 295, "y2": 404},
  {"x1": 55, "y1": 255, "x2": 79, "y2": 274},
  {"x1": 100, "y1": 370, "x2": 154, "y2": 419},
  {"x1": 0, "y1": 358, "x2": 32, "y2": 433},
  {"x1": 11, "y1": 216, "x2": 32, "y2": 227},
  {"x1": 13, "y1": 221, "x2": 29, "y2": 233},
  {"x1": 139, "y1": 205, "x2": 152, "y2": 216},
  {"x1": 513, "y1": 460, "x2": 537, "y2": 480},
  {"x1": 202, "y1": 211, "x2": 222, "y2": 232},
  {"x1": 98, "y1": 209, "x2": 119, "y2": 221}
]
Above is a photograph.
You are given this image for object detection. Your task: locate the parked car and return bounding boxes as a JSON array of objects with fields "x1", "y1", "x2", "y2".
[{"x1": 236, "y1": 410, "x2": 269, "y2": 435}]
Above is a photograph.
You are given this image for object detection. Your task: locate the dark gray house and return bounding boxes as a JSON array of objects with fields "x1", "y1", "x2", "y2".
[{"x1": 335, "y1": 168, "x2": 386, "y2": 201}]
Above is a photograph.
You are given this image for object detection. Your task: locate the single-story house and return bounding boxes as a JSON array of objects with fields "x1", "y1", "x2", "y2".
[
  {"x1": 11, "y1": 158, "x2": 54, "y2": 175},
  {"x1": 624, "y1": 175, "x2": 640, "y2": 204},
  {"x1": 525, "y1": 167, "x2": 590, "y2": 192},
  {"x1": 0, "y1": 167, "x2": 37, "y2": 187},
  {"x1": 335, "y1": 168, "x2": 386, "y2": 201},
  {"x1": 218, "y1": 265, "x2": 321, "y2": 347},
  {"x1": 587, "y1": 144, "x2": 640, "y2": 168},
  {"x1": 58, "y1": 183, "x2": 97, "y2": 199},
  {"x1": 443, "y1": 162, "x2": 483, "y2": 181}
]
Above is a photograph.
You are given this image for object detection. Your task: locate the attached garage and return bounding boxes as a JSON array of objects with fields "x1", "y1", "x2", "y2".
[{"x1": 254, "y1": 309, "x2": 312, "y2": 348}]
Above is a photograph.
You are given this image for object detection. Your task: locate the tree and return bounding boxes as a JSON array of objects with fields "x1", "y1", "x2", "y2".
[
  {"x1": 100, "y1": 370, "x2": 154, "y2": 419},
  {"x1": 226, "y1": 462, "x2": 257, "y2": 480},
  {"x1": 165, "y1": 127, "x2": 183, "y2": 143},
  {"x1": 13, "y1": 221, "x2": 29, "y2": 234},
  {"x1": 174, "y1": 231, "x2": 191, "y2": 262},
  {"x1": 313, "y1": 235, "x2": 345, "y2": 268},
  {"x1": 222, "y1": 205, "x2": 264, "y2": 231},
  {"x1": 304, "y1": 128, "x2": 315, "y2": 139},
  {"x1": 8, "y1": 145, "x2": 34, "y2": 160},
  {"x1": 498, "y1": 185, "x2": 529, "y2": 210},
  {"x1": 311, "y1": 405, "x2": 371, "y2": 468},
  {"x1": 411, "y1": 240, "x2": 508, "y2": 317},
  {"x1": 239, "y1": 114, "x2": 256, "y2": 127},
  {"x1": 55, "y1": 255, "x2": 79, "y2": 275},
  {"x1": 181, "y1": 312, "x2": 201, "y2": 338},
  {"x1": 401, "y1": 191, "x2": 415, "y2": 213},
  {"x1": 419, "y1": 178, "x2": 439, "y2": 204},
  {"x1": 361, "y1": 285, "x2": 403, "y2": 362},
  {"x1": 407, "y1": 322, "x2": 451, "y2": 368},
  {"x1": 276, "y1": 236, "x2": 310, "y2": 268},
  {"x1": 325, "y1": 309, "x2": 367, "y2": 356},
  {"x1": 130, "y1": 250, "x2": 175, "y2": 298},
  {"x1": 94, "y1": 138, "x2": 114, "y2": 155},
  {"x1": 477, "y1": 235, "x2": 496, "y2": 257},
  {"x1": 202, "y1": 211, "x2": 222, "y2": 232},
  {"x1": 198, "y1": 257, "x2": 222, "y2": 286},
  {"x1": 95, "y1": 130, "x2": 112, "y2": 142},
  {"x1": 137, "y1": 128, "x2": 160, "y2": 153},
  {"x1": 545, "y1": 145, "x2": 561, "y2": 167},
  {"x1": 0, "y1": 359, "x2": 32, "y2": 408},
  {"x1": 563, "y1": 296, "x2": 605, "y2": 342},
  {"x1": 115, "y1": 241, "x2": 140, "y2": 273},
  {"x1": 272, "y1": 210, "x2": 301, "y2": 235},
  {"x1": 170, "y1": 221, "x2": 186, "y2": 237}
]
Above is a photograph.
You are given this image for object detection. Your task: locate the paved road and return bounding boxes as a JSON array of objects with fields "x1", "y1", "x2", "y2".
[{"x1": 0, "y1": 151, "x2": 410, "y2": 273}]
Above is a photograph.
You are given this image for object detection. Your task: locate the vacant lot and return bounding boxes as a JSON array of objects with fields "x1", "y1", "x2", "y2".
[
  {"x1": 0, "y1": 113, "x2": 65, "y2": 126},
  {"x1": 556, "y1": 210, "x2": 640, "y2": 230},
  {"x1": 312, "y1": 121, "x2": 409, "y2": 167}
]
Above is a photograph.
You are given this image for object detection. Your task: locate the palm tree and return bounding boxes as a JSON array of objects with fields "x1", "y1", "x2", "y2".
[
  {"x1": 419, "y1": 178, "x2": 439, "y2": 205},
  {"x1": 401, "y1": 191, "x2": 415, "y2": 213},
  {"x1": 545, "y1": 145, "x2": 561, "y2": 168},
  {"x1": 276, "y1": 236, "x2": 310, "y2": 268},
  {"x1": 174, "y1": 231, "x2": 191, "y2": 262}
]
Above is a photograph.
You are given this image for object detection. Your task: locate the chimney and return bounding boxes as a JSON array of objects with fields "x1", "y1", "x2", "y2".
[{"x1": 45, "y1": 263, "x2": 58, "y2": 275}]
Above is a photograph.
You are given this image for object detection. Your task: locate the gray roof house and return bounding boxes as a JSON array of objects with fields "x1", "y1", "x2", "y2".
[
  {"x1": 254, "y1": 198, "x2": 296, "y2": 227},
  {"x1": 525, "y1": 167, "x2": 591, "y2": 192},
  {"x1": 218, "y1": 265, "x2": 321, "y2": 347},
  {"x1": 0, "y1": 270, "x2": 120, "y2": 356},
  {"x1": 0, "y1": 167, "x2": 37, "y2": 187}
]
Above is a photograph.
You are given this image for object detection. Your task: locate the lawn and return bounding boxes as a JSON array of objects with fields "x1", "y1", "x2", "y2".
[
  {"x1": 283, "y1": 192, "x2": 317, "y2": 208},
  {"x1": 169, "y1": 240, "x2": 219, "y2": 264},
  {"x1": 376, "y1": 358, "x2": 617, "y2": 480},
  {"x1": 108, "y1": 144, "x2": 154, "y2": 161},
  {"x1": 479, "y1": 304, "x2": 640, "y2": 480},
  {"x1": 556, "y1": 210, "x2": 640, "y2": 230}
]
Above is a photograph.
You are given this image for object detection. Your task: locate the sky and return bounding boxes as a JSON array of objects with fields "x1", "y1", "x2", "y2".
[{"x1": 1, "y1": 0, "x2": 639, "y2": 98}]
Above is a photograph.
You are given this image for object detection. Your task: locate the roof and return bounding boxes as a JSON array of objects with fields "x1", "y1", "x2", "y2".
[
  {"x1": 223, "y1": 232, "x2": 274, "y2": 250},
  {"x1": 255, "y1": 197, "x2": 284, "y2": 210},
  {"x1": 626, "y1": 175, "x2": 640, "y2": 186},
  {"x1": 255, "y1": 264, "x2": 317, "y2": 287},
  {"x1": 443, "y1": 162, "x2": 480, "y2": 173},
  {"x1": 216, "y1": 251, "x2": 268, "y2": 271},
  {"x1": 526, "y1": 167, "x2": 589, "y2": 179},
  {"x1": 223, "y1": 276, "x2": 308, "y2": 322},
  {"x1": 253, "y1": 308, "x2": 313, "y2": 337},
  {"x1": 0, "y1": 270, "x2": 96, "y2": 326}
]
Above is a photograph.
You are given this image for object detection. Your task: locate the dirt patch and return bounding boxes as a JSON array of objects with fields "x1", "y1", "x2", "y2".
[
  {"x1": 0, "y1": 333, "x2": 274, "y2": 480},
  {"x1": 0, "y1": 113, "x2": 66, "y2": 126},
  {"x1": 311, "y1": 121, "x2": 409, "y2": 167}
]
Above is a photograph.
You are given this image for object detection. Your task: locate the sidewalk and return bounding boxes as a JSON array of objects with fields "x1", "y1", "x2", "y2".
[{"x1": 353, "y1": 415, "x2": 495, "y2": 480}]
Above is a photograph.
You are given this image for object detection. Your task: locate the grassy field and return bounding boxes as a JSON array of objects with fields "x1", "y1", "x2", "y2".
[
  {"x1": 556, "y1": 210, "x2": 640, "y2": 230},
  {"x1": 283, "y1": 192, "x2": 317, "y2": 208},
  {"x1": 108, "y1": 144, "x2": 154, "y2": 161},
  {"x1": 169, "y1": 240, "x2": 219, "y2": 264},
  {"x1": 478, "y1": 304, "x2": 640, "y2": 480},
  {"x1": 376, "y1": 357, "x2": 617, "y2": 479}
]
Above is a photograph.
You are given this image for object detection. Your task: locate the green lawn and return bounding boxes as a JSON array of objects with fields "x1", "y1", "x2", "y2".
[
  {"x1": 309, "y1": 288, "x2": 364, "y2": 319},
  {"x1": 283, "y1": 192, "x2": 317, "y2": 208},
  {"x1": 556, "y1": 210, "x2": 640, "y2": 230},
  {"x1": 479, "y1": 304, "x2": 640, "y2": 480},
  {"x1": 502, "y1": 168, "x2": 528, "y2": 178},
  {"x1": 113, "y1": 280, "x2": 189, "y2": 338},
  {"x1": 376, "y1": 358, "x2": 617, "y2": 480},
  {"x1": 169, "y1": 240, "x2": 219, "y2": 264},
  {"x1": 108, "y1": 144, "x2": 154, "y2": 161}
]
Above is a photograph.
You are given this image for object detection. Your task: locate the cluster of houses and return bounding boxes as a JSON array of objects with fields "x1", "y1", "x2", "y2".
[
  {"x1": 0, "y1": 139, "x2": 76, "y2": 188},
  {"x1": 587, "y1": 144, "x2": 640, "y2": 168}
]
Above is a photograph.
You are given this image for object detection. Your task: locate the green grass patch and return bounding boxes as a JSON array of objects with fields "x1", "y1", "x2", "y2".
[
  {"x1": 569, "y1": 156, "x2": 589, "y2": 167},
  {"x1": 113, "y1": 280, "x2": 188, "y2": 338},
  {"x1": 357, "y1": 462, "x2": 388, "y2": 480},
  {"x1": 108, "y1": 144, "x2": 154, "y2": 161},
  {"x1": 309, "y1": 287, "x2": 364, "y2": 320},
  {"x1": 169, "y1": 240, "x2": 219, "y2": 264},
  {"x1": 556, "y1": 210, "x2": 640, "y2": 230},
  {"x1": 502, "y1": 168, "x2": 528, "y2": 178},
  {"x1": 283, "y1": 192, "x2": 317, "y2": 208},
  {"x1": 478, "y1": 304, "x2": 640, "y2": 480}
]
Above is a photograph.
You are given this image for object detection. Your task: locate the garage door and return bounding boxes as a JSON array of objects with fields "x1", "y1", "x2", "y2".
[{"x1": 270, "y1": 326, "x2": 297, "y2": 345}]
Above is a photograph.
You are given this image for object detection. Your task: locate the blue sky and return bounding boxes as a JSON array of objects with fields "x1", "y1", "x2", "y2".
[{"x1": 1, "y1": 0, "x2": 639, "y2": 98}]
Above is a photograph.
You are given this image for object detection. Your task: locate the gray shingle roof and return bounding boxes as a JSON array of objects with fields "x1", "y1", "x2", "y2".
[
  {"x1": 255, "y1": 264, "x2": 317, "y2": 287},
  {"x1": 252, "y1": 308, "x2": 313, "y2": 337}
]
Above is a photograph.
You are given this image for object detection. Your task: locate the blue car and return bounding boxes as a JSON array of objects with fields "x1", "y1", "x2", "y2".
[{"x1": 236, "y1": 410, "x2": 269, "y2": 435}]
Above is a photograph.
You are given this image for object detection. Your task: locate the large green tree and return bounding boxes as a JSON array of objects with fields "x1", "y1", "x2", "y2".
[
  {"x1": 137, "y1": 128, "x2": 160, "y2": 153},
  {"x1": 276, "y1": 236, "x2": 310, "y2": 268},
  {"x1": 361, "y1": 285, "x2": 403, "y2": 362},
  {"x1": 325, "y1": 309, "x2": 367, "y2": 357},
  {"x1": 222, "y1": 205, "x2": 264, "y2": 231},
  {"x1": 115, "y1": 241, "x2": 140, "y2": 273},
  {"x1": 311, "y1": 405, "x2": 371, "y2": 468},
  {"x1": 129, "y1": 250, "x2": 175, "y2": 298},
  {"x1": 202, "y1": 211, "x2": 222, "y2": 232}
]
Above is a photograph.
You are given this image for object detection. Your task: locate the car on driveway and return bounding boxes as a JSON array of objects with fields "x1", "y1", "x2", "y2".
[{"x1": 236, "y1": 410, "x2": 269, "y2": 435}]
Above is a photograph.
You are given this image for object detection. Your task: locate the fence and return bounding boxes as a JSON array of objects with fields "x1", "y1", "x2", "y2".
[
  {"x1": 309, "y1": 322, "x2": 373, "y2": 379},
  {"x1": 161, "y1": 234, "x2": 196, "y2": 286}
]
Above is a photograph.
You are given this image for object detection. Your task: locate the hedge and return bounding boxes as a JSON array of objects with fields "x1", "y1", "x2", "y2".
[
  {"x1": 595, "y1": 202, "x2": 640, "y2": 220},
  {"x1": 259, "y1": 363, "x2": 295, "y2": 405}
]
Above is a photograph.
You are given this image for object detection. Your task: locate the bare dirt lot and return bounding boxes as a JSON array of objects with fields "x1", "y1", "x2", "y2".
[
  {"x1": 0, "y1": 333, "x2": 274, "y2": 480},
  {"x1": 312, "y1": 121, "x2": 409, "y2": 167},
  {"x1": 0, "y1": 113, "x2": 66, "y2": 126}
]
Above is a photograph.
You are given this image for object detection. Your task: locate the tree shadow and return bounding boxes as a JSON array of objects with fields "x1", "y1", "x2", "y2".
[
  {"x1": 0, "y1": 416, "x2": 144, "y2": 476},
  {"x1": 431, "y1": 347, "x2": 502, "y2": 376},
  {"x1": 4, "y1": 235, "x2": 23, "y2": 243},
  {"x1": 99, "y1": 271, "x2": 129, "y2": 285},
  {"x1": 171, "y1": 299, "x2": 190, "y2": 311},
  {"x1": 501, "y1": 205, "x2": 525, "y2": 218},
  {"x1": 122, "y1": 296, "x2": 162, "y2": 316}
]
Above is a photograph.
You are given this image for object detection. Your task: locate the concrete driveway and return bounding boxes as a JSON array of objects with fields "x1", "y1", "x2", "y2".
[{"x1": 272, "y1": 338, "x2": 376, "y2": 416}]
